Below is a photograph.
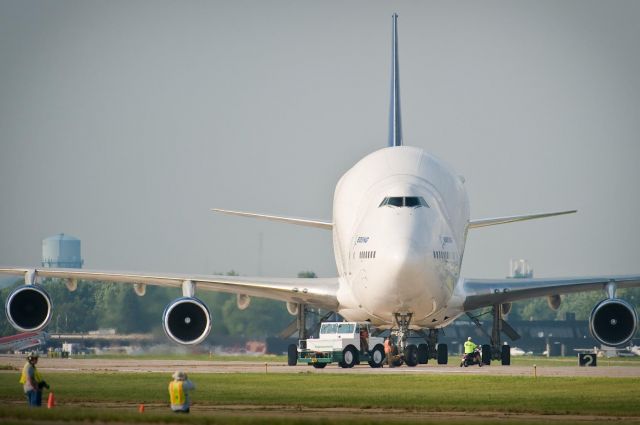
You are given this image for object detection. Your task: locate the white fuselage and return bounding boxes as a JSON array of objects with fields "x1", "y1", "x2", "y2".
[{"x1": 333, "y1": 146, "x2": 470, "y2": 329}]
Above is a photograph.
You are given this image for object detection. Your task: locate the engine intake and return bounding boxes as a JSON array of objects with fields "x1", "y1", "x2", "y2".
[
  {"x1": 589, "y1": 298, "x2": 638, "y2": 347},
  {"x1": 5, "y1": 285, "x2": 52, "y2": 332},
  {"x1": 162, "y1": 297, "x2": 211, "y2": 345}
]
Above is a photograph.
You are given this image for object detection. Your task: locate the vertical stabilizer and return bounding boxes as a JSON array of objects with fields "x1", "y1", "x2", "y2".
[{"x1": 388, "y1": 13, "x2": 403, "y2": 147}]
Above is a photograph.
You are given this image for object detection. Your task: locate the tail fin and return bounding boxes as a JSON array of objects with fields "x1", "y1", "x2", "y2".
[{"x1": 388, "y1": 13, "x2": 403, "y2": 147}]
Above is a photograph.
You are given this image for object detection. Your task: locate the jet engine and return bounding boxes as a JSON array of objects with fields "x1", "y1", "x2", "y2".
[
  {"x1": 589, "y1": 298, "x2": 638, "y2": 347},
  {"x1": 5, "y1": 285, "x2": 53, "y2": 332},
  {"x1": 162, "y1": 297, "x2": 212, "y2": 345}
]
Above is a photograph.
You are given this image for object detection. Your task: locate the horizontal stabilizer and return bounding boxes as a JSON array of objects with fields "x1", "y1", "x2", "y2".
[
  {"x1": 211, "y1": 208, "x2": 332, "y2": 230},
  {"x1": 469, "y1": 210, "x2": 577, "y2": 229}
]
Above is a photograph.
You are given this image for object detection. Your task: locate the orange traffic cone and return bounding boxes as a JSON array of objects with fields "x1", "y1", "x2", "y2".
[
  {"x1": 138, "y1": 403, "x2": 145, "y2": 413},
  {"x1": 47, "y1": 392, "x2": 55, "y2": 409}
]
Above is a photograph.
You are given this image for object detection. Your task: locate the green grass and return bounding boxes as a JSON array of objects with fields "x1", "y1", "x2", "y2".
[
  {"x1": 495, "y1": 355, "x2": 640, "y2": 367},
  {"x1": 2, "y1": 371, "x2": 640, "y2": 424},
  {"x1": 1, "y1": 372, "x2": 639, "y2": 415},
  {"x1": 2, "y1": 406, "x2": 617, "y2": 425}
]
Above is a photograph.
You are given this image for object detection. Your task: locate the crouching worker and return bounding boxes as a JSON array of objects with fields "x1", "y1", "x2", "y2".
[
  {"x1": 20, "y1": 352, "x2": 49, "y2": 407},
  {"x1": 168, "y1": 371, "x2": 195, "y2": 413}
]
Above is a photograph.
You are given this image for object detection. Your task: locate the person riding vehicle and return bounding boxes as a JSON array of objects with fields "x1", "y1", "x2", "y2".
[{"x1": 461, "y1": 337, "x2": 482, "y2": 367}]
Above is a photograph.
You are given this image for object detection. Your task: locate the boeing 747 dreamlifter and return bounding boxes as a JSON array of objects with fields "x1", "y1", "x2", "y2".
[{"x1": 3, "y1": 14, "x2": 639, "y2": 366}]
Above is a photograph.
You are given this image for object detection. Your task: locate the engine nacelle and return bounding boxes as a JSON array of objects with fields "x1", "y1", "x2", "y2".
[
  {"x1": 5, "y1": 285, "x2": 53, "y2": 332},
  {"x1": 162, "y1": 297, "x2": 212, "y2": 345},
  {"x1": 589, "y1": 298, "x2": 638, "y2": 347}
]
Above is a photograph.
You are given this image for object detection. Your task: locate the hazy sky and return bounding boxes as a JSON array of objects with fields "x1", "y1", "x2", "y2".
[{"x1": 1, "y1": 0, "x2": 639, "y2": 280}]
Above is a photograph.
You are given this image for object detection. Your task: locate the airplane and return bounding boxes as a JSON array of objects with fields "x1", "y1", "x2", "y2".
[{"x1": 2, "y1": 14, "x2": 639, "y2": 367}]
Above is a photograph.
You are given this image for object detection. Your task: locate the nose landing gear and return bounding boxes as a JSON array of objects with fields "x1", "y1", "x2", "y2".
[{"x1": 388, "y1": 314, "x2": 449, "y2": 366}]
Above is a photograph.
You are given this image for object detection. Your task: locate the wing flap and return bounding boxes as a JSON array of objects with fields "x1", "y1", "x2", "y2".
[{"x1": 0, "y1": 267, "x2": 339, "y2": 310}]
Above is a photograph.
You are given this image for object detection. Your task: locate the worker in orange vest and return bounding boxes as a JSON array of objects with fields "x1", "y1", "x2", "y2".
[
  {"x1": 383, "y1": 337, "x2": 393, "y2": 367},
  {"x1": 168, "y1": 371, "x2": 196, "y2": 413}
]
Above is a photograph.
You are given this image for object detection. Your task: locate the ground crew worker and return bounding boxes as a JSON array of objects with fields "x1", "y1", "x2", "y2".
[
  {"x1": 464, "y1": 337, "x2": 477, "y2": 354},
  {"x1": 168, "y1": 370, "x2": 195, "y2": 413},
  {"x1": 19, "y1": 352, "x2": 48, "y2": 407},
  {"x1": 383, "y1": 337, "x2": 393, "y2": 367},
  {"x1": 464, "y1": 337, "x2": 478, "y2": 358},
  {"x1": 359, "y1": 326, "x2": 369, "y2": 353}
]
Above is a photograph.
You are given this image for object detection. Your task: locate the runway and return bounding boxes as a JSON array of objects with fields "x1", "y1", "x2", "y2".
[{"x1": 2, "y1": 355, "x2": 639, "y2": 377}]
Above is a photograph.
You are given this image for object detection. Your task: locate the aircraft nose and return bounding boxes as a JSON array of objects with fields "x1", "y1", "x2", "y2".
[
  {"x1": 357, "y1": 236, "x2": 434, "y2": 318},
  {"x1": 385, "y1": 237, "x2": 428, "y2": 283},
  {"x1": 375, "y1": 236, "x2": 431, "y2": 303}
]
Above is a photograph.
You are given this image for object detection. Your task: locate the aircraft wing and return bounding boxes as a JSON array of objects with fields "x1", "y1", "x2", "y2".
[
  {"x1": 460, "y1": 275, "x2": 640, "y2": 311},
  {"x1": 211, "y1": 208, "x2": 333, "y2": 230},
  {"x1": 468, "y1": 210, "x2": 577, "y2": 229},
  {"x1": 0, "y1": 267, "x2": 340, "y2": 310}
]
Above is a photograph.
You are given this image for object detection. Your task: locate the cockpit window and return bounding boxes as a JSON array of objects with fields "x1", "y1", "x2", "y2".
[
  {"x1": 388, "y1": 197, "x2": 403, "y2": 207},
  {"x1": 405, "y1": 196, "x2": 429, "y2": 207},
  {"x1": 379, "y1": 196, "x2": 430, "y2": 208}
]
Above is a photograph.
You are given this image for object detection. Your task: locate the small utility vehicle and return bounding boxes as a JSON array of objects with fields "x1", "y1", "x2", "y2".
[{"x1": 290, "y1": 322, "x2": 385, "y2": 368}]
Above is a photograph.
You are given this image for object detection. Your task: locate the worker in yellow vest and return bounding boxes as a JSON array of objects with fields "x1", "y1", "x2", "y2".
[
  {"x1": 19, "y1": 352, "x2": 49, "y2": 407},
  {"x1": 168, "y1": 371, "x2": 195, "y2": 413}
]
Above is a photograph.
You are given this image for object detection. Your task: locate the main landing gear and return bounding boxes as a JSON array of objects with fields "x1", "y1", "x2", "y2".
[
  {"x1": 466, "y1": 304, "x2": 520, "y2": 366},
  {"x1": 387, "y1": 314, "x2": 449, "y2": 367}
]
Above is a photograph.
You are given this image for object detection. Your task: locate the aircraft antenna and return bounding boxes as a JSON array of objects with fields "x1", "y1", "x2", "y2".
[{"x1": 388, "y1": 13, "x2": 403, "y2": 147}]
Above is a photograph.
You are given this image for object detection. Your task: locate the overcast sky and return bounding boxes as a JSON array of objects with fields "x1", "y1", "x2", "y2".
[{"x1": 1, "y1": 0, "x2": 639, "y2": 280}]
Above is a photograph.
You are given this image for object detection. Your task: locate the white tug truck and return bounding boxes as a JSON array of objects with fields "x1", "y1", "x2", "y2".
[{"x1": 291, "y1": 322, "x2": 386, "y2": 368}]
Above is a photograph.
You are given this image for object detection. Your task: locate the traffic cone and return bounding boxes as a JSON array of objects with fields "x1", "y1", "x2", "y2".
[
  {"x1": 138, "y1": 403, "x2": 145, "y2": 413},
  {"x1": 47, "y1": 392, "x2": 55, "y2": 409}
]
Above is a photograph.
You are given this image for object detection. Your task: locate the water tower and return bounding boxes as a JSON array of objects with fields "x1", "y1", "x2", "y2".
[{"x1": 42, "y1": 233, "x2": 84, "y2": 268}]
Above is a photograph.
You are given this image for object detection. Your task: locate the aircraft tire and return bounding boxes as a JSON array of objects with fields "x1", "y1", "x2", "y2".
[
  {"x1": 501, "y1": 345, "x2": 511, "y2": 366},
  {"x1": 481, "y1": 344, "x2": 492, "y2": 365},
  {"x1": 287, "y1": 344, "x2": 298, "y2": 366},
  {"x1": 437, "y1": 343, "x2": 448, "y2": 365},
  {"x1": 404, "y1": 344, "x2": 419, "y2": 367},
  {"x1": 417, "y1": 343, "x2": 428, "y2": 364},
  {"x1": 368, "y1": 344, "x2": 385, "y2": 368},
  {"x1": 312, "y1": 362, "x2": 327, "y2": 369},
  {"x1": 342, "y1": 345, "x2": 358, "y2": 368}
]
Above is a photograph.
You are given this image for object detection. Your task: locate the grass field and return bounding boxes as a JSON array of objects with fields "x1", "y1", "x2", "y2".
[{"x1": 1, "y1": 370, "x2": 640, "y2": 424}]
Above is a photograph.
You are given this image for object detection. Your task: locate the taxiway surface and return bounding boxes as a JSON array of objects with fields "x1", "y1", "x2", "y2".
[{"x1": 2, "y1": 355, "x2": 638, "y2": 377}]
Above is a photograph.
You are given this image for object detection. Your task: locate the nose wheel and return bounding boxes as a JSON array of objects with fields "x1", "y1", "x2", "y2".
[
  {"x1": 391, "y1": 313, "x2": 412, "y2": 352},
  {"x1": 388, "y1": 313, "x2": 418, "y2": 367}
]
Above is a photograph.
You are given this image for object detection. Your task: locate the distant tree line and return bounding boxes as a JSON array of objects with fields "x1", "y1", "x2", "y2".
[
  {"x1": 1, "y1": 272, "x2": 638, "y2": 338},
  {"x1": 465, "y1": 287, "x2": 640, "y2": 322},
  {"x1": 0, "y1": 271, "x2": 318, "y2": 339}
]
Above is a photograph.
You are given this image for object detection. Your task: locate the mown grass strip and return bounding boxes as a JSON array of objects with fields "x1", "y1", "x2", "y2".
[
  {"x1": 3, "y1": 406, "x2": 628, "y2": 425},
  {"x1": 1, "y1": 372, "x2": 639, "y2": 417}
]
